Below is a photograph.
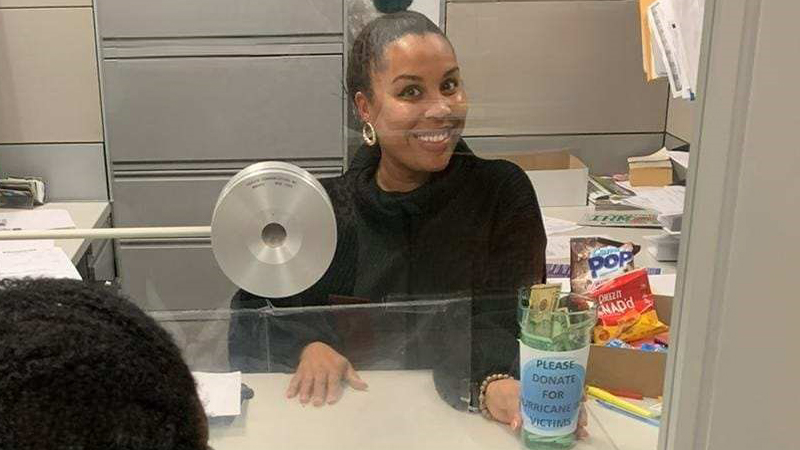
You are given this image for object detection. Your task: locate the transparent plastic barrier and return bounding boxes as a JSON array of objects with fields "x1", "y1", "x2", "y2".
[{"x1": 149, "y1": 295, "x2": 488, "y2": 448}]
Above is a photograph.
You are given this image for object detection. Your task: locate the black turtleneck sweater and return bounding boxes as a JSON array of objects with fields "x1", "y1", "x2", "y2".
[{"x1": 228, "y1": 139, "x2": 547, "y2": 410}]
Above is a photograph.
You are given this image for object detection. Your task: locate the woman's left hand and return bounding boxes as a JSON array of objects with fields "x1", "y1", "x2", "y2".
[{"x1": 484, "y1": 379, "x2": 589, "y2": 439}]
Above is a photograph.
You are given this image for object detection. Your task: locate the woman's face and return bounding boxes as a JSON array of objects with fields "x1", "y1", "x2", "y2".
[{"x1": 356, "y1": 33, "x2": 468, "y2": 177}]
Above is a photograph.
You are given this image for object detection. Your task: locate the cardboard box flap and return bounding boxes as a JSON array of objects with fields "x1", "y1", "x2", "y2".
[
  {"x1": 586, "y1": 345, "x2": 666, "y2": 398},
  {"x1": 652, "y1": 294, "x2": 672, "y2": 324},
  {"x1": 481, "y1": 149, "x2": 586, "y2": 171},
  {"x1": 586, "y1": 295, "x2": 673, "y2": 398},
  {"x1": 477, "y1": 149, "x2": 588, "y2": 207}
]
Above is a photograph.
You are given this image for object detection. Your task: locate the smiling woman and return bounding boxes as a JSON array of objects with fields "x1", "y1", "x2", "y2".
[
  {"x1": 227, "y1": 9, "x2": 582, "y2": 436},
  {"x1": 348, "y1": 12, "x2": 467, "y2": 190}
]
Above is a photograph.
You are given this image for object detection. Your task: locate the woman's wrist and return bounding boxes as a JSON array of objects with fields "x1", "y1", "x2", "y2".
[{"x1": 478, "y1": 373, "x2": 512, "y2": 420}]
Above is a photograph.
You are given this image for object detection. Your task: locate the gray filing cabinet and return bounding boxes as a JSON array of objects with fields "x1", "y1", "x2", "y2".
[
  {"x1": 97, "y1": 0, "x2": 342, "y2": 38},
  {"x1": 102, "y1": 56, "x2": 345, "y2": 163},
  {"x1": 96, "y1": 1, "x2": 346, "y2": 325}
]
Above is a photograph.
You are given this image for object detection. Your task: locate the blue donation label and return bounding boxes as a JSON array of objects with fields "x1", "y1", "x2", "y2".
[{"x1": 519, "y1": 344, "x2": 589, "y2": 437}]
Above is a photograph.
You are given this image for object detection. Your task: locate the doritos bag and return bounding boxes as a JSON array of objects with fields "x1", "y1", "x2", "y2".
[{"x1": 588, "y1": 268, "x2": 668, "y2": 345}]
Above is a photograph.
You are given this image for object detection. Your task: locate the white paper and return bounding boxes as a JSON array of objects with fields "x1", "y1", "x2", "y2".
[
  {"x1": 649, "y1": 1, "x2": 692, "y2": 99},
  {"x1": 543, "y1": 216, "x2": 583, "y2": 236},
  {"x1": 658, "y1": 211, "x2": 683, "y2": 232},
  {"x1": 650, "y1": 26, "x2": 668, "y2": 77},
  {"x1": 620, "y1": 186, "x2": 686, "y2": 215},
  {"x1": 649, "y1": 274, "x2": 677, "y2": 296},
  {"x1": 0, "y1": 239, "x2": 55, "y2": 253},
  {"x1": 0, "y1": 247, "x2": 81, "y2": 280},
  {"x1": 668, "y1": 151, "x2": 690, "y2": 169},
  {"x1": 613, "y1": 180, "x2": 663, "y2": 196},
  {"x1": 0, "y1": 209, "x2": 75, "y2": 231},
  {"x1": 549, "y1": 278, "x2": 572, "y2": 293},
  {"x1": 193, "y1": 371, "x2": 242, "y2": 418},
  {"x1": 628, "y1": 147, "x2": 670, "y2": 164},
  {"x1": 648, "y1": 0, "x2": 703, "y2": 98},
  {"x1": 645, "y1": 233, "x2": 681, "y2": 245},
  {"x1": 671, "y1": 0, "x2": 705, "y2": 96},
  {"x1": 519, "y1": 344, "x2": 590, "y2": 436},
  {"x1": 546, "y1": 236, "x2": 573, "y2": 260},
  {"x1": 646, "y1": 232, "x2": 681, "y2": 262}
]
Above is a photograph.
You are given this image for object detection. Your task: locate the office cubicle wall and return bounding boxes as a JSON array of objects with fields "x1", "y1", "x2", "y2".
[
  {"x1": 666, "y1": 95, "x2": 695, "y2": 148},
  {"x1": 447, "y1": 0, "x2": 671, "y2": 172},
  {"x1": 0, "y1": 1, "x2": 115, "y2": 281},
  {"x1": 0, "y1": 3, "x2": 106, "y2": 200},
  {"x1": 95, "y1": 0, "x2": 347, "y2": 314}
]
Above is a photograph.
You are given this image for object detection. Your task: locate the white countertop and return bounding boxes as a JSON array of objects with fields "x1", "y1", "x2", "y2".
[
  {"x1": 208, "y1": 371, "x2": 658, "y2": 450},
  {"x1": 0, "y1": 201, "x2": 111, "y2": 264}
]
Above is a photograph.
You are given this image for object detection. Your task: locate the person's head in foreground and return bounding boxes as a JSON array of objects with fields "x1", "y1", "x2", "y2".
[{"x1": 0, "y1": 278, "x2": 208, "y2": 450}]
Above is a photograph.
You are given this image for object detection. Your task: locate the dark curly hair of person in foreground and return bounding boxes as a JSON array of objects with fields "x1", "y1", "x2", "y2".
[{"x1": 0, "y1": 278, "x2": 208, "y2": 450}]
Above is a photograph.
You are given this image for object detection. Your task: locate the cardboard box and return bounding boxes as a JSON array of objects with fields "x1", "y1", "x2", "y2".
[
  {"x1": 629, "y1": 163, "x2": 673, "y2": 186},
  {"x1": 586, "y1": 295, "x2": 672, "y2": 398},
  {"x1": 480, "y1": 150, "x2": 588, "y2": 207}
]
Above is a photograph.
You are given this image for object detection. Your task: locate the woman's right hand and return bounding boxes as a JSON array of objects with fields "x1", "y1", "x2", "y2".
[{"x1": 286, "y1": 341, "x2": 368, "y2": 406}]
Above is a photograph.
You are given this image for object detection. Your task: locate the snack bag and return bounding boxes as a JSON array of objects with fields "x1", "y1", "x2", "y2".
[
  {"x1": 587, "y1": 268, "x2": 668, "y2": 345},
  {"x1": 570, "y1": 238, "x2": 640, "y2": 294}
]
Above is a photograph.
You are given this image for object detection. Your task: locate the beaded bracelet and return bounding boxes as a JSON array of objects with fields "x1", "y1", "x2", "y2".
[{"x1": 478, "y1": 373, "x2": 512, "y2": 420}]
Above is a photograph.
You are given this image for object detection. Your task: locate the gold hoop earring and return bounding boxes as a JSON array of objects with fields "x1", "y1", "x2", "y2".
[{"x1": 362, "y1": 122, "x2": 377, "y2": 146}]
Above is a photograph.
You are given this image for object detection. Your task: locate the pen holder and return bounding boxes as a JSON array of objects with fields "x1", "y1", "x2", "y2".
[{"x1": 518, "y1": 289, "x2": 596, "y2": 450}]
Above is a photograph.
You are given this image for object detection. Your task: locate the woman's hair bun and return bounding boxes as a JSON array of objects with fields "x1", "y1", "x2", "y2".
[{"x1": 373, "y1": 0, "x2": 414, "y2": 14}]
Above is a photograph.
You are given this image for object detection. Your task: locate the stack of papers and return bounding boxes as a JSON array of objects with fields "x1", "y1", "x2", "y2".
[
  {"x1": 616, "y1": 185, "x2": 685, "y2": 215},
  {"x1": 0, "y1": 209, "x2": 76, "y2": 231},
  {"x1": 588, "y1": 175, "x2": 637, "y2": 207},
  {"x1": 543, "y1": 216, "x2": 582, "y2": 236},
  {"x1": 193, "y1": 371, "x2": 242, "y2": 418},
  {"x1": 0, "y1": 177, "x2": 47, "y2": 208},
  {"x1": 0, "y1": 210, "x2": 80, "y2": 280},
  {"x1": 0, "y1": 239, "x2": 55, "y2": 253},
  {"x1": 0, "y1": 243, "x2": 81, "y2": 280}
]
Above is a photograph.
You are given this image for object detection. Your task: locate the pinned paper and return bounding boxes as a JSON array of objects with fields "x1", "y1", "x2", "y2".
[
  {"x1": 645, "y1": 0, "x2": 705, "y2": 99},
  {"x1": 639, "y1": 0, "x2": 661, "y2": 80}
]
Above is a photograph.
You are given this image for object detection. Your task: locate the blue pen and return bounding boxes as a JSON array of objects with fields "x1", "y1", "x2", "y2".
[{"x1": 595, "y1": 400, "x2": 661, "y2": 427}]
